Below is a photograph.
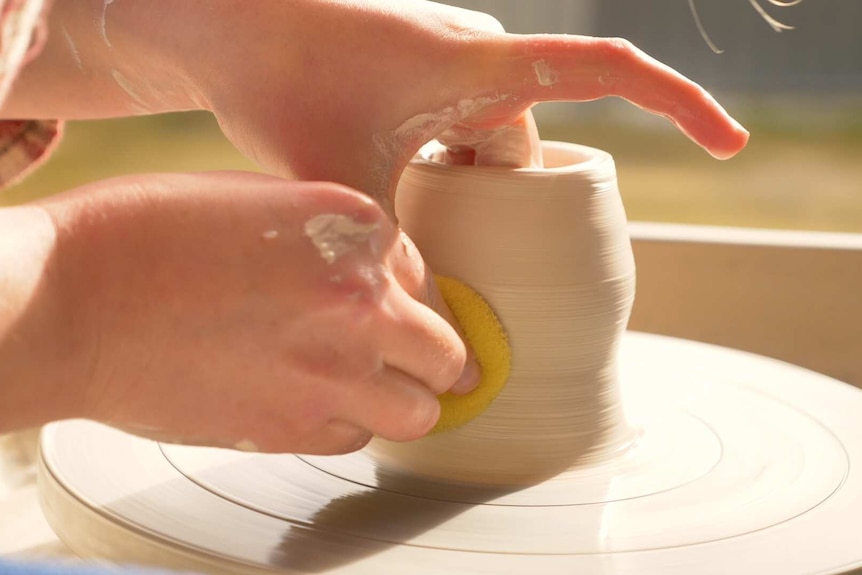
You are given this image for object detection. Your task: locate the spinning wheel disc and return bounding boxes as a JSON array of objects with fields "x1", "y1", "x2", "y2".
[{"x1": 39, "y1": 333, "x2": 862, "y2": 574}]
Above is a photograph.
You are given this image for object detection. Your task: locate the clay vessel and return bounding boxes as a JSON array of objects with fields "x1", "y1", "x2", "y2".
[{"x1": 366, "y1": 141, "x2": 637, "y2": 485}]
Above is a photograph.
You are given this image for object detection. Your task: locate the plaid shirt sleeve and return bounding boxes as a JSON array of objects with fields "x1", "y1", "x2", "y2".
[{"x1": 0, "y1": 0, "x2": 60, "y2": 189}]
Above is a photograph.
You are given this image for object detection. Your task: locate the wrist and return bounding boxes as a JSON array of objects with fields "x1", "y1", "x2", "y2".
[
  {"x1": 2, "y1": 1, "x2": 209, "y2": 118},
  {"x1": 0, "y1": 206, "x2": 90, "y2": 431}
]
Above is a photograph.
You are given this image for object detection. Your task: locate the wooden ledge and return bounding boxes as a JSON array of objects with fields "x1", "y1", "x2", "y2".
[{"x1": 629, "y1": 222, "x2": 862, "y2": 388}]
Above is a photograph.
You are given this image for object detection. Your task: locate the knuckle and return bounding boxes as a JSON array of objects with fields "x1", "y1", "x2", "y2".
[
  {"x1": 297, "y1": 420, "x2": 373, "y2": 456},
  {"x1": 604, "y1": 37, "x2": 637, "y2": 61},
  {"x1": 327, "y1": 263, "x2": 391, "y2": 312},
  {"x1": 469, "y1": 11, "x2": 506, "y2": 34},
  {"x1": 412, "y1": 396, "x2": 442, "y2": 438},
  {"x1": 303, "y1": 182, "x2": 396, "y2": 263},
  {"x1": 444, "y1": 7, "x2": 506, "y2": 38},
  {"x1": 394, "y1": 397, "x2": 441, "y2": 442},
  {"x1": 334, "y1": 430, "x2": 373, "y2": 454},
  {"x1": 412, "y1": 332, "x2": 466, "y2": 396},
  {"x1": 298, "y1": 390, "x2": 345, "y2": 428},
  {"x1": 594, "y1": 37, "x2": 640, "y2": 91}
]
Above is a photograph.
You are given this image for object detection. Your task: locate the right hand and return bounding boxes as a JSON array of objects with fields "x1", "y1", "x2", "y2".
[{"x1": 40, "y1": 171, "x2": 475, "y2": 454}]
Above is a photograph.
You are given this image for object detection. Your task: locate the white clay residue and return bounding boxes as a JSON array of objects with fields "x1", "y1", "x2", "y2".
[
  {"x1": 393, "y1": 96, "x2": 505, "y2": 143},
  {"x1": 532, "y1": 59, "x2": 559, "y2": 87},
  {"x1": 371, "y1": 95, "x2": 516, "y2": 184},
  {"x1": 100, "y1": 0, "x2": 115, "y2": 47},
  {"x1": 110, "y1": 69, "x2": 150, "y2": 114},
  {"x1": 372, "y1": 95, "x2": 508, "y2": 167},
  {"x1": 304, "y1": 214, "x2": 379, "y2": 265},
  {"x1": 261, "y1": 230, "x2": 279, "y2": 240},
  {"x1": 111, "y1": 68, "x2": 187, "y2": 115},
  {"x1": 61, "y1": 25, "x2": 83, "y2": 71}
]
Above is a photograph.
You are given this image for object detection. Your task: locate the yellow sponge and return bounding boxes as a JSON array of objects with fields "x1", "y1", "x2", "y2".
[{"x1": 431, "y1": 275, "x2": 511, "y2": 433}]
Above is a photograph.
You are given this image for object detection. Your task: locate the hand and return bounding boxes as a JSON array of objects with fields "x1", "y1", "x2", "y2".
[
  {"x1": 37, "y1": 172, "x2": 471, "y2": 453},
  {"x1": 192, "y1": 0, "x2": 749, "y2": 213}
]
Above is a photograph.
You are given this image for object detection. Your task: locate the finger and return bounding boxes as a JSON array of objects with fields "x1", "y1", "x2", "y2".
[
  {"x1": 495, "y1": 34, "x2": 749, "y2": 159},
  {"x1": 377, "y1": 281, "x2": 473, "y2": 396},
  {"x1": 343, "y1": 366, "x2": 441, "y2": 442},
  {"x1": 437, "y1": 110, "x2": 543, "y2": 168},
  {"x1": 295, "y1": 420, "x2": 373, "y2": 455},
  {"x1": 421, "y1": 272, "x2": 481, "y2": 395},
  {"x1": 387, "y1": 232, "x2": 480, "y2": 395},
  {"x1": 475, "y1": 110, "x2": 543, "y2": 167}
]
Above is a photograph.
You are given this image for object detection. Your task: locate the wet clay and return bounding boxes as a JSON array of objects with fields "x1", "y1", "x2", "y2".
[{"x1": 364, "y1": 141, "x2": 637, "y2": 485}]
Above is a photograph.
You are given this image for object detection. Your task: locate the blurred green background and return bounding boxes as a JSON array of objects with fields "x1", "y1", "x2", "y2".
[{"x1": 4, "y1": 1, "x2": 861, "y2": 233}]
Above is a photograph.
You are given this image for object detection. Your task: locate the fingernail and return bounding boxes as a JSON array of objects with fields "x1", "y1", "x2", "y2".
[{"x1": 450, "y1": 355, "x2": 481, "y2": 395}]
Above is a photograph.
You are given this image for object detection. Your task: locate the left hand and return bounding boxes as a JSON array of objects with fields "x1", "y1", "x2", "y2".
[{"x1": 193, "y1": 0, "x2": 749, "y2": 214}]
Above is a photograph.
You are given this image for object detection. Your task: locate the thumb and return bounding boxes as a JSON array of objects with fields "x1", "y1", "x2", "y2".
[
  {"x1": 391, "y1": 231, "x2": 481, "y2": 396},
  {"x1": 423, "y1": 269, "x2": 482, "y2": 396},
  {"x1": 438, "y1": 109, "x2": 544, "y2": 168}
]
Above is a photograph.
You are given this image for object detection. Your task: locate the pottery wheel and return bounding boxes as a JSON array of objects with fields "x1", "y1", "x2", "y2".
[{"x1": 38, "y1": 332, "x2": 862, "y2": 574}]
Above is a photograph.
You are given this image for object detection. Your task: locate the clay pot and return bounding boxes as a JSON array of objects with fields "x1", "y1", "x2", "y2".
[{"x1": 366, "y1": 141, "x2": 637, "y2": 485}]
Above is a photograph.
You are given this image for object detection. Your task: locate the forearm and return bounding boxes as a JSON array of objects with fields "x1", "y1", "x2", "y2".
[
  {"x1": 0, "y1": 205, "x2": 88, "y2": 432},
  {"x1": 0, "y1": 0, "x2": 211, "y2": 119}
]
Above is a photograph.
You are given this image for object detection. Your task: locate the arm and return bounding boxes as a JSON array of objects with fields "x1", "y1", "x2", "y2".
[{"x1": 3, "y1": 0, "x2": 748, "y2": 210}]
